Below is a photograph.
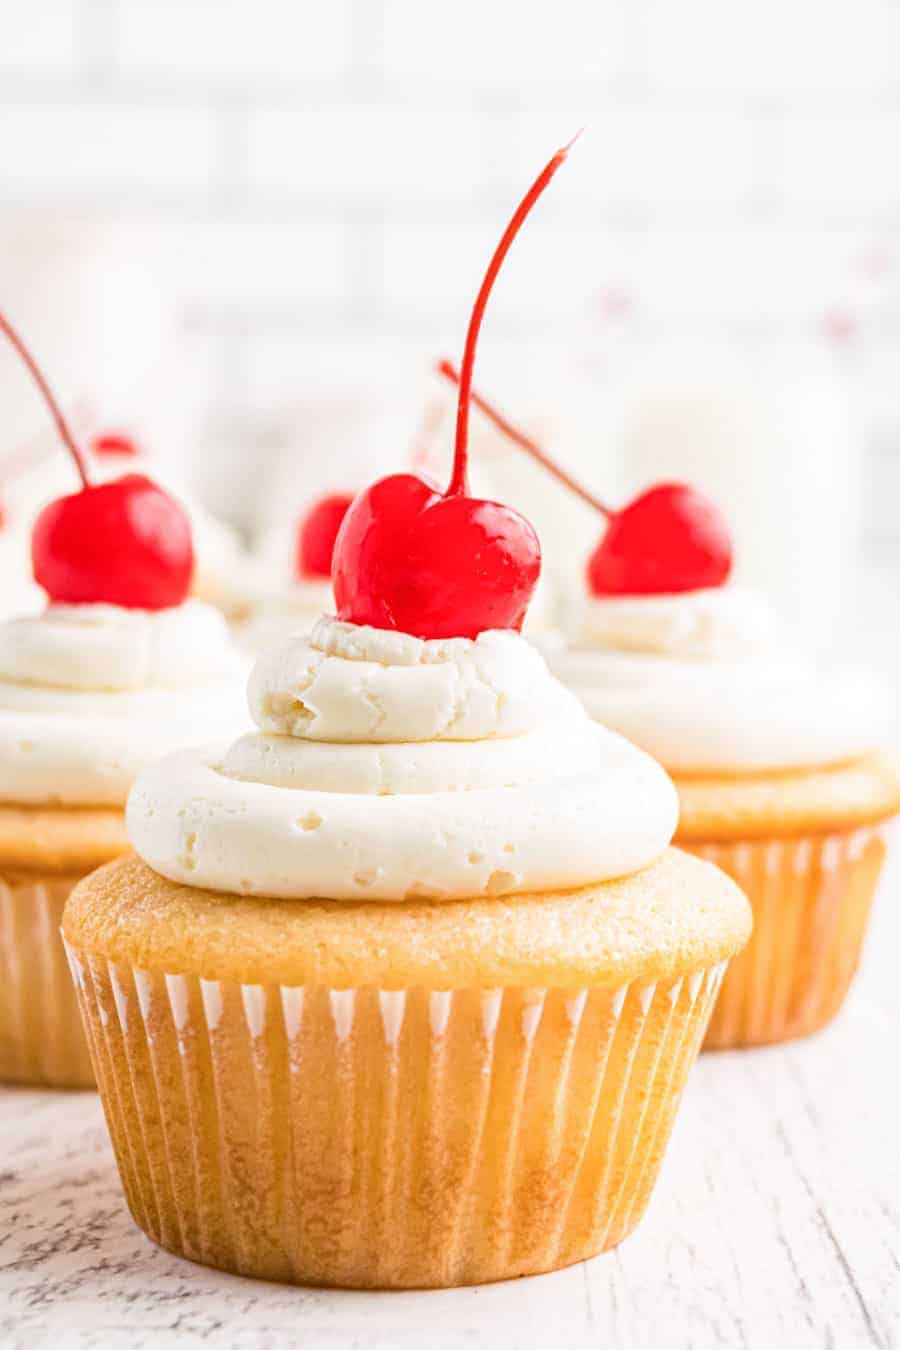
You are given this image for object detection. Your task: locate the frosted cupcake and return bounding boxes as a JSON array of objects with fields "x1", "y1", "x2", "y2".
[
  {"x1": 435, "y1": 369, "x2": 900, "y2": 1049},
  {"x1": 62, "y1": 141, "x2": 750, "y2": 1288},
  {"x1": 0, "y1": 313, "x2": 249, "y2": 1087},
  {"x1": 64, "y1": 617, "x2": 749, "y2": 1285},
  {"x1": 549, "y1": 582, "x2": 899, "y2": 1048}
]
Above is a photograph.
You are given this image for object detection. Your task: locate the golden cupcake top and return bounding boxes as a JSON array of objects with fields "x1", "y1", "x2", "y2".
[{"x1": 63, "y1": 849, "x2": 750, "y2": 989}]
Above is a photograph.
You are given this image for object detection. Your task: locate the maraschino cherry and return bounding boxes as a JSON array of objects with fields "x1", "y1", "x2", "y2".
[
  {"x1": 0, "y1": 312, "x2": 194, "y2": 610},
  {"x1": 90, "y1": 430, "x2": 142, "y2": 460},
  {"x1": 295, "y1": 492, "x2": 354, "y2": 580},
  {"x1": 437, "y1": 361, "x2": 733, "y2": 596},
  {"x1": 333, "y1": 138, "x2": 580, "y2": 639}
]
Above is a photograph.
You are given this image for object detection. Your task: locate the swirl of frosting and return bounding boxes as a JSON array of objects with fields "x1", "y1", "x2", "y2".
[
  {"x1": 248, "y1": 618, "x2": 576, "y2": 742},
  {"x1": 563, "y1": 587, "x2": 776, "y2": 659},
  {"x1": 548, "y1": 588, "x2": 890, "y2": 774},
  {"x1": 0, "y1": 601, "x2": 240, "y2": 690},
  {"x1": 0, "y1": 602, "x2": 249, "y2": 806},
  {"x1": 128, "y1": 616, "x2": 678, "y2": 902}
]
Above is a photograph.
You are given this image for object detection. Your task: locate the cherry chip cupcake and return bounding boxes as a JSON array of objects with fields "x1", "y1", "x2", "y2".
[
  {"x1": 62, "y1": 142, "x2": 750, "y2": 1289},
  {"x1": 0, "y1": 314, "x2": 248, "y2": 1087}
]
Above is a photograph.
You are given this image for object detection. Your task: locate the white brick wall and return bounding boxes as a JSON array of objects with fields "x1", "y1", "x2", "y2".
[
  {"x1": 246, "y1": 99, "x2": 487, "y2": 202},
  {"x1": 0, "y1": 99, "x2": 219, "y2": 197},
  {"x1": 116, "y1": 0, "x2": 353, "y2": 82},
  {"x1": 0, "y1": 1, "x2": 78, "y2": 75},
  {"x1": 0, "y1": 0, "x2": 897, "y2": 550}
]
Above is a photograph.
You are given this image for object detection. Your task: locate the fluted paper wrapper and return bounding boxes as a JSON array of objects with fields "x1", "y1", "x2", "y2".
[
  {"x1": 65, "y1": 951, "x2": 726, "y2": 1288},
  {"x1": 690, "y1": 824, "x2": 889, "y2": 1049},
  {"x1": 0, "y1": 873, "x2": 94, "y2": 1087}
]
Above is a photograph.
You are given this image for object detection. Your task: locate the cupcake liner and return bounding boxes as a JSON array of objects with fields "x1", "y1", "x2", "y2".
[
  {"x1": 0, "y1": 872, "x2": 94, "y2": 1087},
  {"x1": 689, "y1": 823, "x2": 889, "y2": 1049},
  {"x1": 64, "y1": 948, "x2": 727, "y2": 1289}
]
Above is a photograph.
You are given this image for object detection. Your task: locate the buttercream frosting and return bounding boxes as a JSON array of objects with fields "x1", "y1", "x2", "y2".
[
  {"x1": 549, "y1": 587, "x2": 889, "y2": 774},
  {"x1": 128, "y1": 615, "x2": 678, "y2": 902},
  {"x1": 0, "y1": 601, "x2": 249, "y2": 806}
]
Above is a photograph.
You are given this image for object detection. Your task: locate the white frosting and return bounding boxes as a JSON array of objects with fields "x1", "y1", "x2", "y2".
[
  {"x1": 128, "y1": 615, "x2": 677, "y2": 902},
  {"x1": 0, "y1": 601, "x2": 239, "y2": 690},
  {"x1": 549, "y1": 588, "x2": 889, "y2": 773},
  {"x1": 0, "y1": 602, "x2": 250, "y2": 806},
  {"x1": 248, "y1": 618, "x2": 575, "y2": 743},
  {"x1": 565, "y1": 587, "x2": 776, "y2": 659}
]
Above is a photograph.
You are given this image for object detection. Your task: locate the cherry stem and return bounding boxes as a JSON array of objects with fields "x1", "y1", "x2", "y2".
[
  {"x1": 438, "y1": 358, "x2": 613, "y2": 518},
  {"x1": 448, "y1": 130, "x2": 582, "y2": 498},
  {"x1": 0, "y1": 311, "x2": 90, "y2": 489}
]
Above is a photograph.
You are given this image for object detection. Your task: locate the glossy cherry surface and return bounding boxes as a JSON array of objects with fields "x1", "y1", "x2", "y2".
[
  {"x1": 333, "y1": 472, "x2": 539, "y2": 638},
  {"x1": 334, "y1": 137, "x2": 577, "y2": 640},
  {"x1": 587, "y1": 482, "x2": 732, "y2": 594},
  {"x1": 0, "y1": 310, "x2": 194, "y2": 610},
  {"x1": 32, "y1": 473, "x2": 194, "y2": 608},
  {"x1": 295, "y1": 492, "x2": 354, "y2": 580}
]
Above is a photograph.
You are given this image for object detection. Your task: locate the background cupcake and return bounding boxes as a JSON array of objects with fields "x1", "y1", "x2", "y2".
[
  {"x1": 441, "y1": 374, "x2": 900, "y2": 1050},
  {"x1": 0, "y1": 314, "x2": 250, "y2": 1087},
  {"x1": 548, "y1": 537, "x2": 899, "y2": 1048}
]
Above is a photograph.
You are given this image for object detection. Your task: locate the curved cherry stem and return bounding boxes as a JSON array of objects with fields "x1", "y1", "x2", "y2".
[
  {"x1": 438, "y1": 358, "x2": 613, "y2": 518},
  {"x1": 0, "y1": 311, "x2": 90, "y2": 489},
  {"x1": 448, "y1": 131, "x2": 583, "y2": 498}
]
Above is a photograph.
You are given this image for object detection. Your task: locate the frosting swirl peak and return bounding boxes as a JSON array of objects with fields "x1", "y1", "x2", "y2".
[{"x1": 249, "y1": 618, "x2": 575, "y2": 743}]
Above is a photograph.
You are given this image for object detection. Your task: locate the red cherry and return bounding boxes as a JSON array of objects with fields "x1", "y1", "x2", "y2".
[
  {"x1": 334, "y1": 136, "x2": 579, "y2": 640},
  {"x1": 587, "y1": 483, "x2": 732, "y2": 594},
  {"x1": 295, "y1": 492, "x2": 354, "y2": 580},
  {"x1": 333, "y1": 472, "x2": 539, "y2": 638},
  {"x1": 91, "y1": 431, "x2": 142, "y2": 459},
  {"x1": 0, "y1": 311, "x2": 194, "y2": 610},
  {"x1": 437, "y1": 362, "x2": 733, "y2": 596},
  {"x1": 32, "y1": 473, "x2": 194, "y2": 608}
]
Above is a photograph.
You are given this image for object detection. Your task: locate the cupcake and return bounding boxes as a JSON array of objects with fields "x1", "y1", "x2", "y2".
[
  {"x1": 64, "y1": 617, "x2": 748, "y2": 1286},
  {"x1": 62, "y1": 139, "x2": 750, "y2": 1288},
  {"x1": 434, "y1": 366, "x2": 900, "y2": 1049},
  {"x1": 0, "y1": 314, "x2": 249, "y2": 1088},
  {"x1": 549, "y1": 581, "x2": 899, "y2": 1048}
]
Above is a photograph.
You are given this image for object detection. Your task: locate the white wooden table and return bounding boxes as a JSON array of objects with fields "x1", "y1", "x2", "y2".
[{"x1": 1, "y1": 845, "x2": 897, "y2": 1350}]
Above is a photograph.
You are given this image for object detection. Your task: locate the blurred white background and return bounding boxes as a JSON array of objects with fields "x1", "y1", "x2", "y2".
[{"x1": 0, "y1": 0, "x2": 898, "y2": 656}]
